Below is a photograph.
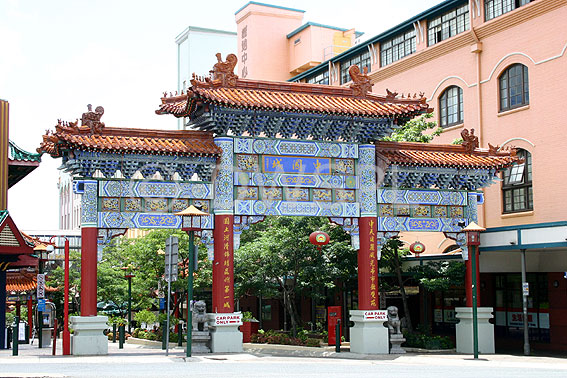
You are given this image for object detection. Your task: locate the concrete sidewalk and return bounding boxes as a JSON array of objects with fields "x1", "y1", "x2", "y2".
[{"x1": 2, "y1": 339, "x2": 566, "y2": 370}]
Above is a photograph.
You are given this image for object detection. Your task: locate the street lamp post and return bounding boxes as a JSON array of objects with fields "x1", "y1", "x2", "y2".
[
  {"x1": 174, "y1": 205, "x2": 210, "y2": 358},
  {"x1": 48, "y1": 236, "x2": 70, "y2": 356},
  {"x1": 120, "y1": 266, "x2": 136, "y2": 334},
  {"x1": 462, "y1": 222, "x2": 485, "y2": 360}
]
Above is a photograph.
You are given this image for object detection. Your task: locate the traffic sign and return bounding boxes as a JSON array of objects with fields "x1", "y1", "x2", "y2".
[{"x1": 165, "y1": 236, "x2": 179, "y2": 282}]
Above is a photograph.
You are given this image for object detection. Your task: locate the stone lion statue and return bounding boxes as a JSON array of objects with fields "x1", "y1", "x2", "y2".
[
  {"x1": 386, "y1": 306, "x2": 401, "y2": 335},
  {"x1": 192, "y1": 300, "x2": 208, "y2": 332}
]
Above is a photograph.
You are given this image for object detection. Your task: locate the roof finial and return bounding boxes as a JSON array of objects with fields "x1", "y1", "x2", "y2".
[
  {"x1": 349, "y1": 65, "x2": 373, "y2": 97},
  {"x1": 461, "y1": 128, "x2": 479, "y2": 153},
  {"x1": 208, "y1": 53, "x2": 238, "y2": 87}
]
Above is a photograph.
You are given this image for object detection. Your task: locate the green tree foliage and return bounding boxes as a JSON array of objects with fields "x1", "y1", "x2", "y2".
[
  {"x1": 134, "y1": 309, "x2": 157, "y2": 329},
  {"x1": 235, "y1": 216, "x2": 356, "y2": 336},
  {"x1": 382, "y1": 113, "x2": 442, "y2": 143},
  {"x1": 410, "y1": 261, "x2": 465, "y2": 292}
]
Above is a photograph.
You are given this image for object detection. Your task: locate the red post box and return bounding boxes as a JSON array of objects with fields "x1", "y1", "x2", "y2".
[{"x1": 327, "y1": 305, "x2": 342, "y2": 346}]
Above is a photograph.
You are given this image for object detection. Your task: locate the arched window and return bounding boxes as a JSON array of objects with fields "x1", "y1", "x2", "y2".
[
  {"x1": 502, "y1": 149, "x2": 532, "y2": 213},
  {"x1": 499, "y1": 64, "x2": 529, "y2": 112},
  {"x1": 439, "y1": 86, "x2": 463, "y2": 128}
]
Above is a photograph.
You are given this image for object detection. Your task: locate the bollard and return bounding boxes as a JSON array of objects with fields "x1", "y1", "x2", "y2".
[
  {"x1": 38, "y1": 310, "x2": 43, "y2": 349},
  {"x1": 161, "y1": 321, "x2": 167, "y2": 350},
  {"x1": 52, "y1": 318, "x2": 58, "y2": 356},
  {"x1": 178, "y1": 323, "x2": 183, "y2": 347},
  {"x1": 119, "y1": 324, "x2": 125, "y2": 349},
  {"x1": 112, "y1": 323, "x2": 117, "y2": 343},
  {"x1": 335, "y1": 319, "x2": 341, "y2": 353},
  {"x1": 12, "y1": 316, "x2": 19, "y2": 356}
]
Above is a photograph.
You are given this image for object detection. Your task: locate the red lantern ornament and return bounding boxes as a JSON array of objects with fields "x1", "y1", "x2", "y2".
[
  {"x1": 309, "y1": 231, "x2": 330, "y2": 250},
  {"x1": 409, "y1": 241, "x2": 426, "y2": 257}
]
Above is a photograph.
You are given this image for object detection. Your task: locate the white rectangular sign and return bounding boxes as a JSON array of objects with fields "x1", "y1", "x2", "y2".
[
  {"x1": 362, "y1": 310, "x2": 387, "y2": 321},
  {"x1": 211, "y1": 313, "x2": 243, "y2": 326},
  {"x1": 36, "y1": 274, "x2": 45, "y2": 299}
]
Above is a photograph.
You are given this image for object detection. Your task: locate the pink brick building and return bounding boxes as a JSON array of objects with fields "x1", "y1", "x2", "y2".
[{"x1": 231, "y1": 0, "x2": 567, "y2": 351}]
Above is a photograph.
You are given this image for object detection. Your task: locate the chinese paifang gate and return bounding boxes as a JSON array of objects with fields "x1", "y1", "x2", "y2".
[{"x1": 38, "y1": 54, "x2": 518, "y2": 354}]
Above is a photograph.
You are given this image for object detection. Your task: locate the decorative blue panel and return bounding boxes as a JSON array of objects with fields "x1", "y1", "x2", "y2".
[
  {"x1": 234, "y1": 137, "x2": 358, "y2": 158},
  {"x1": 358, "y1": 145, "x2": 377, "y2": 217},
  {"x1": 214, "y1": 137, "x2": 234, "y2": 214},
  {"x1": 81, "y1": 180, "x2": 98, "y2": 227},
  {"x1": 467, "y1": 193, "x2": 479, "y2": 223},
  {"x1": 98, "y1": 180, "x2": 212, "y2": 199},
  {"x1": 383, "y1": 165, "x2": 499, "y2": 190},
  {"x1": 377, "y1": 188, "x2": 467, "y2": 206},
  {"x1": 235, "y1": 200, "x2": 359, "y2": 217},
  {"x1": 378, "y1": 217, "x2": 465, "y2": 232},
  {"x1": 263, "y1": 156, "x2": 331, "y2": 175},
  {"x1": 97, "y1": 211, "x2": 214, "y2": 229},
  {"x1": 234, "y1": 172, "x2": 358, "y2": 189}
]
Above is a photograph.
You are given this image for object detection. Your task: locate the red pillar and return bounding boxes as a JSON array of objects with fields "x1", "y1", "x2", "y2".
[
  {"x1": 465, "y1": 248, "x2": 481, "y2": 307},
  {"x1": 81, "y1": 227, "x2": 98, "y2": 316},
  {"x1": 212, "y1": 214, "x2": 234, "y2": 313},
  {"x1": 358, "y1": 217, "x2": 379, "y2": 310}
]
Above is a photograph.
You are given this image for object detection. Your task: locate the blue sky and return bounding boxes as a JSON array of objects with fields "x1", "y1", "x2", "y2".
[{"x1": 1, "y1": 0, "x2": 441, "y2": 230}]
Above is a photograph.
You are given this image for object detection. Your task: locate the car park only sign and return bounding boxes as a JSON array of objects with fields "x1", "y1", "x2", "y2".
[
  {"x1": 362, "y1": 310, "x2": 387, "y2": 321},
  {"x1": 210, "y1": 313, "x2": 242, "y2": 326}
]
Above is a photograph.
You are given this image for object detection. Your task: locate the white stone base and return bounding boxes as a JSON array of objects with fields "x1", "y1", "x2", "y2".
[
  {"x1": 207, "y1": 313, "x2": 243, "y2": 353},
  {"x1": 455, "y1": 307, "x2": 495, "y2": 354},
  {"x1": 70, "y1": 316, "x2": 108, "y2": 356},
  {"x1": 349, "y1": 310, "x2": 389, "y2": 354}
]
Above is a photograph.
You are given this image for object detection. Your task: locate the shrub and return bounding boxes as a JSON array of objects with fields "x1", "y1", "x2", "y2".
[
  {"x1": 403, "y1": 333, "x2": 454, "y2": 349},
  {"x1": 134, "y1": 309, "x2": 156, "y2": 329},
  {"x1": 306, "y1": 338, "x2": 321, "y2": 347}
]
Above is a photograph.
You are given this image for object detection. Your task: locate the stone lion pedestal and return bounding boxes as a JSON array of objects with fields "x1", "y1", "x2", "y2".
[
  {"x1": 207, "y1": 313, "x2": 243, "y2": 353},
  {"x1": 349, "y1": 310, "x2": 389, "y2": 354}
]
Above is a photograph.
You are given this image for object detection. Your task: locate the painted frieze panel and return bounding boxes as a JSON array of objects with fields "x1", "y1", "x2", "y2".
[
  {"x1": 124, "y1": 198, "x2": 142, "y2": 212},
  {"x1": 235, "y1": 200, "x2": 359, "y2": 217},
  {"x1": 234, "y1": 172, "x2": 358, "y2": 189},
  {"x1": 284, "y1": 187, "x2": 309, "y2": 202},
  {"x1": 395, "y1": 204, "x2": 410, "y2": 217},
  {"x1": 312, "y1": 188, "x2": 332, "y2": 202},
  {"x1": 433, "y1": 205, "x2": 447, "y2": 218},
  {"x1": 98, "y1": 211, "x2": 214, "y2": 229},
  {"x1": 145, "y1": 198, "x2": 168, "y2": 212},
  {"x1": 412, "y1": 204, "x2": 431, "y2": 218},
  {"x1": 262, "y1": 187, "x2": 283, "y2": 200},
  {"x1": 335, "y1": 189, "x2": 356, "y2": 203},
  {"x1": 172, "y1": 199, "x2": 190, "y2": 212},
  {"x1": 378, "y1": 204, "x2": 394, "y2": 217},
  {"x1": 449, "y1": 206, "x2": 464, "y2": 218},
  {"x1": 192, "y1": 199, "x2": 211, "y2": 213},
  {"x1": 334, "y1": 158, "x2": 355, "y2": 175},
  {"x1": 236, "y1": 154, "x2": 259, "y2": 172},
  {"x1": 237, "y1": 187, "x2": 259, "y2": 200},
  {"x1": 101, "y1": 197, "x2": 120, "y2": 212}
]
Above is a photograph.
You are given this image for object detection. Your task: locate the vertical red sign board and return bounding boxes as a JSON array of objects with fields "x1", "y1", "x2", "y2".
[
  {"x1": 327, "y1": 305, "x2": 342, "y2": 346},
  {"x1": 358, "y1": 217, "x2": 379, "y2": 310},
  {"x1": 213, "y1": 214, "x2": 234, "y2": 313}
]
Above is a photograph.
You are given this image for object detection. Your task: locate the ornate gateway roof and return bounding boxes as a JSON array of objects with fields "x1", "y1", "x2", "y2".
[
  {"x1": 8, "y1": 140, "x2": 41, "y2": 188},
  {"x1": 156, "y1": 54, "x2": 430, "y2": 143},
  {"x1": 37, "y1": 105, "x2": 221, "y2": 181},
  {"x1": 377, "y1": 130, "x2": 520, "y2": 190}
]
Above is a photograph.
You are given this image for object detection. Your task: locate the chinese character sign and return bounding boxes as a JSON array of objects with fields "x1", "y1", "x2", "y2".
[
  {"x1": 358, "y1": 217, "x2": 379, "y2": 310},
  {"x1": 213, "y1": 214, "x2": 234, "y2": 313}
]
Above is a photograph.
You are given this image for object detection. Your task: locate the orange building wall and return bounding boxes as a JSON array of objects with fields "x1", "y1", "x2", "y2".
[
  {"x1": 363, "y1": 0, "x2": 567, "y2": 230},
  {"x1": 236, "y1": 3, "x2": 303, "y2": 81}
]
